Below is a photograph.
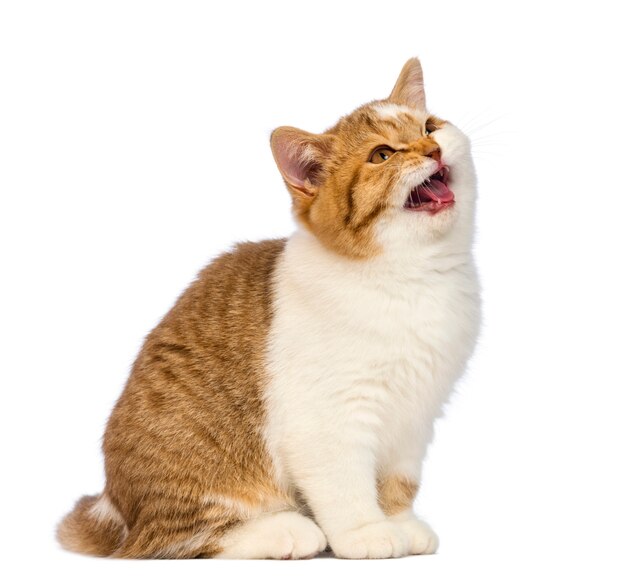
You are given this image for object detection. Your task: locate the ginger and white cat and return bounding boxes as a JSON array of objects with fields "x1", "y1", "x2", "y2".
[{"x1": 58, "y1": 57, "x2": 480, "y2": 559}]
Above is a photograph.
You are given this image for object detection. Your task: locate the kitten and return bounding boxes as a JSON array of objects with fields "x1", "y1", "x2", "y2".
[{"x1": 58, "y1": 57, "x2": 480, "y2": 559}]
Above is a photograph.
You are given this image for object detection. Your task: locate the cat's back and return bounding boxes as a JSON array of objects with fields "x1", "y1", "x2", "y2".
[
  {"x1": 129, "y1": 237, "x2": 286, "y2": 385},
  {"x1": 102, "y1": 238, "x2": 288, "y2": 525},
  {"x1": 167, "y1": 237, "x2": 287, "y2": 335}
]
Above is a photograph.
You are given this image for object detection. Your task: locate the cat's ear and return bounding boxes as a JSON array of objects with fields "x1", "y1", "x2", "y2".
[
  {"x1": 270, "y1": 127, "x2": 333, "y2": 199},
  {"x1": 388, "y1": 57, "x2": 426, "y2": 111}
]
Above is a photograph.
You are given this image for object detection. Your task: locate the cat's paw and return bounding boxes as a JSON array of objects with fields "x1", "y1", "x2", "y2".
[
  {"x1": 396, "y1": 518, "x2": 439, "y2": 555},
  {"x1": 330, "y1": 521, "x2": 410, "y2": 559},
  {"x1": 217, "y1": 511, "x2": 327, "y2": 560},
  {"x1": 271, "y1": 513, "x2": 328, "y2": 560}
]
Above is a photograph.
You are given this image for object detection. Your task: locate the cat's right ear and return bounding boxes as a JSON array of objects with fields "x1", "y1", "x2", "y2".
[{"x1": 270, "y1": 127, "x2": 334, "y2": 201}]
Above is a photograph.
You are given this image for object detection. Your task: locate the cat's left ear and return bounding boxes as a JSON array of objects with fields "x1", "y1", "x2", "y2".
[
  {"x1": 271, "y1": 127, "x2": 334, "y2": 200},
  {"x1": 388, "y1": 57, "x2": 426, "y2": 111}
]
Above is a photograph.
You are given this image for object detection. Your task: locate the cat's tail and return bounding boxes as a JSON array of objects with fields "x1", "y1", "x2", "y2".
[{"x1": 57, "y1": 493, "x2": 127, "y2": 557}]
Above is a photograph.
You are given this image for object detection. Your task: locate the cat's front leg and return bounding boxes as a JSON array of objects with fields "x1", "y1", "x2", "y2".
[
  {"x1": 377, "y1": 475, "x2": 439, "y2": 555},
  {"x1": 300, "y1": 465, "x2": 411, "y2": 558},
  {"x1": 289, "y1": 430, "x2": 412, "y2": 558}
]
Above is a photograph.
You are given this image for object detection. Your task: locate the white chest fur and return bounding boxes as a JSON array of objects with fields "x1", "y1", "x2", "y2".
[{"x1": 264, "y1": 230, "x2": 481, "y2": 490}]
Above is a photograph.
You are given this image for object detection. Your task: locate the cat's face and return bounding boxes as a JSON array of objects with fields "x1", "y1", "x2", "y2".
[{"x1": 271, "y1": 58, "x2": 475, "y2": 258}]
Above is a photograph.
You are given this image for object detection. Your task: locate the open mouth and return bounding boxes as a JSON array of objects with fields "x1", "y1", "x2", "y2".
[{"x1": 404, "y1": 166, "x2": 455, "y2": 213}]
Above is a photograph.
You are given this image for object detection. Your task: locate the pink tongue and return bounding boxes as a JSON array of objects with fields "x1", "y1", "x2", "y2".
[{"x1": 417, "y1": 179, "x2": 455, "y2": 203}]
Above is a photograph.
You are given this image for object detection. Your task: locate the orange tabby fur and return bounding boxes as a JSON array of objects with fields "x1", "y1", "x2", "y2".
[
  {"x1": 377, "y1": 477, "x2": 419, "y2": 516},
  {"x1": 58, "y1": 240, "x2": 294, "y2": 558}
]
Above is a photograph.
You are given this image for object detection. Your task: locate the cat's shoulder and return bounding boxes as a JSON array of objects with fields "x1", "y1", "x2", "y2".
[{"x1": 197, "y1": 238, "x2": 287, "y2": 283}]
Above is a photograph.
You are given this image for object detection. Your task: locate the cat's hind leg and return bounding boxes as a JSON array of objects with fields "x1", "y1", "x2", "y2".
[
  {"x1": 112, "y1": 495, "x2": 325, "y2": 559},
  {"x1": 112, "y1": 500, "x2": 236, "y2": 559},
  {"x1": 215, "y1": 510, "x2": 327, "y2": 560}
]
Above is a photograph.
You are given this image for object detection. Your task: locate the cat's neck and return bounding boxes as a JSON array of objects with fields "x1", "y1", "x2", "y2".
[{"x1": 286, "y1": 228, "x2": 475, "y2": 282}]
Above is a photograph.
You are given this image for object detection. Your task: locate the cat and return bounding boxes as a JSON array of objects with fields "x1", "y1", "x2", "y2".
[{"x1": 57, "y1": 57, "x2": 481, "y2": 559}]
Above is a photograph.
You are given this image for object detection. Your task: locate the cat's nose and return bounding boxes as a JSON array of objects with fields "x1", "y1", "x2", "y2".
[
  {"x1": 427, "y1": 146, "x2": 441, "y2": 162},
  {"x1": 418, "y1": 139, "x2": 441, "y2": 162}
]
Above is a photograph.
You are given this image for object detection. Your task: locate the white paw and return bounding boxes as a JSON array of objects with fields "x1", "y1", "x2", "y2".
[
  {"x1": 217, "y1": 511, "x2": 327, "y2": 560},
  {"x1": 330, "y1": 521, "x2": 410, "y2": 559},
  {"x1": 396, "y1": 518, "x2": 439, "y2": 555}
]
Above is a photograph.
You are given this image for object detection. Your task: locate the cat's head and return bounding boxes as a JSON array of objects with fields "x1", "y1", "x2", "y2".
[{"x1": 271, "y1": 58, "x2": 476, "y2": 259}]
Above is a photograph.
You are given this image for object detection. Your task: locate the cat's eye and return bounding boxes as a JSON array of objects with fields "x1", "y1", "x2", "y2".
[
  {"x1": 369, "y1": 146, "x2": 395, "y2": 164},
  {"x1": 425, "y1": 121, "x2": 438, "y2": 135}
]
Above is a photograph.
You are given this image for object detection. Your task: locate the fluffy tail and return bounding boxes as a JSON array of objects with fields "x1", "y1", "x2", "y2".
[{"x1": 57, "y1": 494, "x2": 127, "y2": 557}]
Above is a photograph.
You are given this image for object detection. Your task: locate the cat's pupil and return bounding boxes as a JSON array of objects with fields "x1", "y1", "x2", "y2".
[{"x1": 380, "y1": 152, "x2": 389, "y2": 160}]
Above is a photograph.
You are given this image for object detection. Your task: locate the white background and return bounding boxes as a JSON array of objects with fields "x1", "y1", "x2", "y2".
[{"x1": 1, "y1": 1, "x2": 625, "y2": 585}]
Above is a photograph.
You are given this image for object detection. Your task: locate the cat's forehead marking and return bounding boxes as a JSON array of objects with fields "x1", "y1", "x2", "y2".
[
  {"x1": 372, "y1": 103, "x2": 416, "y2": 121},
  {"x1": 359, "y1": 102, "x2": 424, "y2": 144}
]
